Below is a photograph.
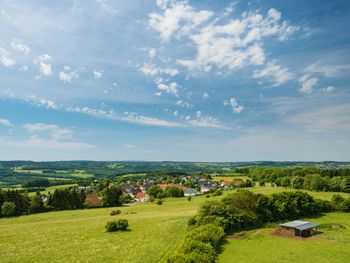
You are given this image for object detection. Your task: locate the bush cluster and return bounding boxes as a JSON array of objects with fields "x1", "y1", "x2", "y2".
[
  {"x1": 168, "y1": 224, "x2": 224, "y2": 263},
  {"x1": 110, "y1": 209, "x2": 121, "y2": 216},
  {"x1": 105, "y1": 219, "x2": 129, "y2": 232}
]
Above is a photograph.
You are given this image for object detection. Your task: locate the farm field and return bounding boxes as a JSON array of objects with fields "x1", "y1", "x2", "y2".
[
  {"x1": 218, "y1": 212, "x2": 350, "y2": 263},
  {"x1": 0, "y1": 187, "x2": 349, "y2": 263}
]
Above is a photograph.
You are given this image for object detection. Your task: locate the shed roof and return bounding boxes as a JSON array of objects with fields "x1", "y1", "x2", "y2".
[{"x1": 279, "y1": 220, "x2": 319, "y2": 231}]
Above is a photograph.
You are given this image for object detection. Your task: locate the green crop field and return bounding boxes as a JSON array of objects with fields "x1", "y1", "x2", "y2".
[
  {"x1": 218, "y1": 212, "x2": 350, "y2": 263},
  {"x1": 0, "y1": 187, "x2": 349, "y2": 263}
]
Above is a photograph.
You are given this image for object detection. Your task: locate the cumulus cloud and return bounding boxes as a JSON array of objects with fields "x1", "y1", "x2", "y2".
[
  {"x1": 59, "y1": 66, "x2": 80, "y2": 83},
  {"x1": 33, "y1": 54, "x2": 53, "y2": 76},
  {"x1": 203, "y1": 92, "x2": 210, "y2": 99},
  {"x1": 323, "y1": 86, "x2": 335, "y2": 93},
  {"x1": 140, "y1": 63, "x2": 178, "y2": 77},
  {"x1": 149, "y1": 1, "x2": 214, "y2": 41},
  {"x1": 174, "y1": 8, "x2": 297, "y2": 72},
  {"x1": 148, "y1": 48, "x2": 156, "y2": 58},
  {"x1": 0, "y1": 118, "x2": 13, "y2": 127},
  {"x1": 158, "y1": 82, "x2": 178, "y2": 95},
  {"x1": 299, "y1": 74, "x2": 318, "y2": 94},
  {"x1": 185, "y1": 111, "x2": 228, "y2": 129},
  {"x1": 224, "y1": 97, "x2": 244, "y2": 113},
  {"x1": 26, "y1": 97, "x2": 59, "y2": 109},
  {"x1": 93, "y1": 70, "x2": 103, "y2": 79},
  {"x1": 176, "y1": 100, "x2": 193, "y2": 108},
  {"x1": 0, "y1": 47, "x2": 15, "y2": 67},
  {"x1": 11, "y1": 39, "x2": 30, "y2": 55},
  {"x1": 253, "y1": 60, "x2": 293, "y2": 86}
]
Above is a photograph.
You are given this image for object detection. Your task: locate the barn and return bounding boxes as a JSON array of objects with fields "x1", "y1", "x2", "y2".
[{"x1": 278, "y1": 220, "x2": 319, "y2": 237}]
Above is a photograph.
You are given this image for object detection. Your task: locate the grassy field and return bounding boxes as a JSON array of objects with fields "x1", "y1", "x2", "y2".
[
  {"x1": 0, "y1": 196, "x2": 206, "y2": 263},
  {"x1": 212, "y1": 175, "x2": 249, "y2": 182},
  {"x1": 14, "y1": 169, "x2": 43, "y2": 174},
  {"x1": 0, "y1": 187, "x2": 349, "y2": 263},
  {"x1": 218, "y1": 212, "x2": 350, "y2": 263}
]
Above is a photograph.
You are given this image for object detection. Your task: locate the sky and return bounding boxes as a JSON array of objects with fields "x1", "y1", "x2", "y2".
[{"x1": 0, "y1": 0, "x2": 349, "y2": 161}]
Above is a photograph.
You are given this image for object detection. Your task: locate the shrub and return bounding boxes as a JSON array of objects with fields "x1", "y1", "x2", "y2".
[
  {"x1": 157, "y1": 199, "x2": 163, "y2": 205},
  {"x1": 1, "y1": 201, "x2": 16, "y2": 217},
  {"x1": 105, "y1": 219, "x2": 129, "y2": 232},
  {"x1": 187, "y1": 196, "x2": 192, "y2": 201},
  {"x1": 110, "y1": 209, "x2": 121, "y2": 216},
  {"x1": 212, "y1": 189, "x2": 223, "y2": 196}
]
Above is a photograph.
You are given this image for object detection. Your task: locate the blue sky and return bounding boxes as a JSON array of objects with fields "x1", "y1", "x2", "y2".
[{"x1": 0, "y1": 0, "x2": 349, "y2": 161}]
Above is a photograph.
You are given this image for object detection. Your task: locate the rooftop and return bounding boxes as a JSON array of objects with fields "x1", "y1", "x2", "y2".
[{"x1": 279, "y1": 220, "x2": 319, "y2": 231}]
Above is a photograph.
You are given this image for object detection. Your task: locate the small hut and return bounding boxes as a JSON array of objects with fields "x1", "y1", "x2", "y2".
[{"x1": 278, "y1": 220, "x2": 319, "y2": 237}]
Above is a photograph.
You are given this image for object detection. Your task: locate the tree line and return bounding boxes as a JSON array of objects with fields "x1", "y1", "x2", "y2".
[{"x1": 236, "y1": 167, "x2": 350, "y2": 193}]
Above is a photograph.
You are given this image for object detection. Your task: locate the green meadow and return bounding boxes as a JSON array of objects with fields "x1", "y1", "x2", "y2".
[
  {"x1": 218, "y1": 212, "x2": 350, "y2": 263},
  {"x1": 0, "y1": 187, "x2": 349, "y2": 263}
]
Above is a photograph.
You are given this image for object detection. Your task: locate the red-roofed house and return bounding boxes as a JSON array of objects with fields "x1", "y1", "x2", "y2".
[{"x1": 135, "y1": 192, "x2": 149, "y2": 202}]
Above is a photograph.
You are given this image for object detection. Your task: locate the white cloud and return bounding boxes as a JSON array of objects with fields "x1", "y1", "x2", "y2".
[
  {"x1": 0, "y1": 135, "x2": 94, "y2": 150},
  {"x1": 223, "y1": 2, "x2": 237, "y2": 16},
  {"x1": 124, "y1": 144, "x2": 136, "y2": 149},
  {"x1": 93, "y1": 70, "x2": 103, "y2": 79},
  {"x1": 224, "y1": 97, "x2": 244, "y2": 113},
  {"x1": 149, "y1": 1, "x2": 213, "y2": 41},
  {"x1": 149, "y1": 48, "x2": 156, "y2": 58},
  {"x1": 253, "y1": 60, "x2": 293, "y2": 86},
  {"x1": 122, "y1": 112, "x2": 182, "y2": 127},
  {"x1": 185, "y1": 112, "x2": 228, "y2": 129},
  {"x1": 203, "y1": 92, "x2": 210, "y2": 99},
  {"x1": 306, "y1": 62, "x2": 350, "y2": 78},
  {"x1": 0, "y1": 118, "x2": 13, "y2": 127},
  {"x1": 33, "y1": 54, "x2": 53, "y2": 76},
  {"x1": 23, "y1": 123, "x2": 73, "y2": 139},
  {"x1": 27, "y1": 97, "x2": 59, "y2": 109},
  {"x1": 11, "y1": 39, "x2": 30, "y2": 55},
  {"x1": 158, "y1": 82, "x2": 178, "y2": 95},
  {"x1": 173, "y1": 110, "x2": 178, "y2": 117},
  {"x1": 176, "y1": 100, "x2": 192, "y2": 108},
  {"x1": 323, "y1": 86, "x2": 335, "y2": 93},
  {"x1": 175, "y1": 8, "x2": 298, "y2": 72},
  {"x1": 140, "y1": 63, "x2": 178, "y2": 77},
  {"x1": 0, "y1": 47, "x2": 15, "y2": 67},
  {"x1": 299, "y1": 74, "x2": 318, "y2": 94},
  {"x1": 59, "y1": 66, "x2": 80, "y2": 83}
]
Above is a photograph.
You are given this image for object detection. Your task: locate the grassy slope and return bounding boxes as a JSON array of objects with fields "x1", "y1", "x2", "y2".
[
  {"x1": 218, "y1": 213, "x2": 350, "y2": 263},
  {"x1": 0, "y1": 187, "x2": 349, "y2": 263},
  {"x1": 0, "y1": 197, "x2": 206, "y2": 263}
]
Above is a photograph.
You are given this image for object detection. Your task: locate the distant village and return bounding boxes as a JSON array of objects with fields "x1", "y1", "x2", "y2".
[{"x1": 74, "y1": 175, "x2": 251, "y2": 207}]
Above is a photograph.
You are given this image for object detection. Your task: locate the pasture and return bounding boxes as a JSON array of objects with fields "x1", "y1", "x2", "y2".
[
  {"x1": 218, "y1": 212, "x2": 350, "y2": 263},
  {"x1": 0, "y1": 187, "x2": 349, "y2": 262}
]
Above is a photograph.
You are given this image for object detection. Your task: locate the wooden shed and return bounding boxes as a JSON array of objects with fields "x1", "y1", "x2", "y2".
[{"x1": 278, "y1": 220, "x2": 319, "y2": 237}]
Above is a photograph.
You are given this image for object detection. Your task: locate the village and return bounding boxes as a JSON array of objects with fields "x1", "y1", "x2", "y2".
[{"x1": 79, "y1": 175, "x2": 252, "y2": 207}]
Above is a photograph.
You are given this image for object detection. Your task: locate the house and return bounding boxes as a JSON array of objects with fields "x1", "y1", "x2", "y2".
[
  {"x1": 200, "y1": 183, "x2": 216, "y2": 193},
  {"x1": 85, "y1": 194, "x2": 102, "y2": 207},
  {"x1": 278, "y1": 220, "x2": 319, "y2": 237},
  {"x1": 135, "y1": 192, "x2": 149, "y2": 202},
  {"x1": 184, "y1": 188, "x2": 199, "y2": 196}
]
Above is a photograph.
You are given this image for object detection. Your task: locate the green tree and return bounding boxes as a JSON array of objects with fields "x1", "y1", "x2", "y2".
[
  {"x1": 29, "y1": 191, "x2": 45, "y2": 213},
  {"x1": 341, "y1": 177, "x2": 350, "y2": 193},
  {"x1": 292, "y1": 176, "x2": 304, "y2": 189},
  {"x1": 1, "y1": 201, "x2": 16, "y2": 217},
  {"x1": 146, "y1": 185, "x2": 163, "y2": 198},
  {"x1": 102, "y1": 186, "x2": 122, "y2": 207}
]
